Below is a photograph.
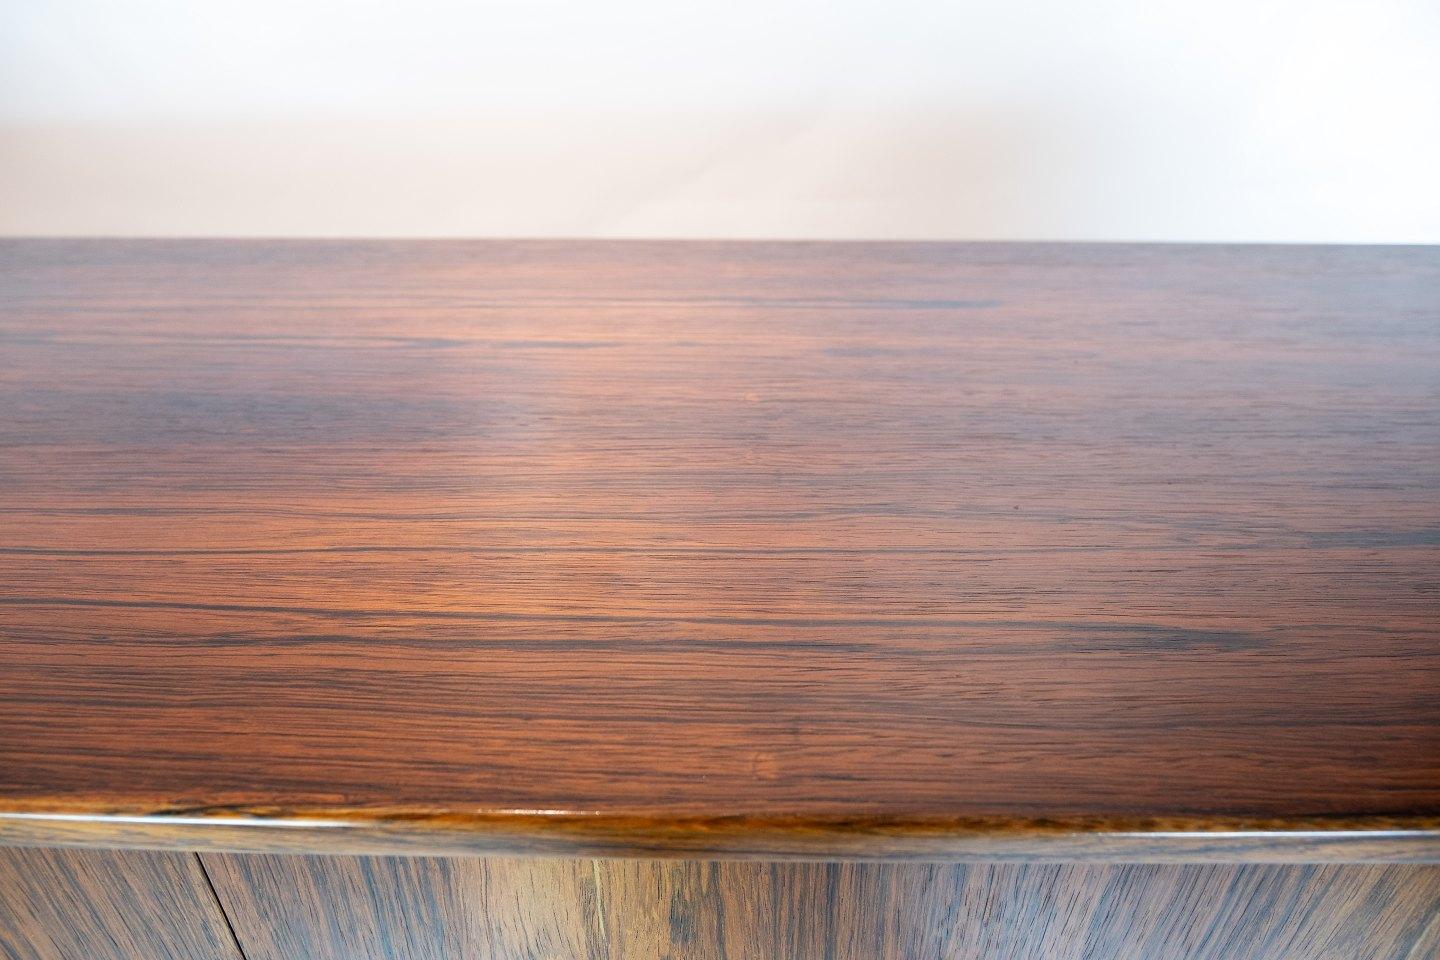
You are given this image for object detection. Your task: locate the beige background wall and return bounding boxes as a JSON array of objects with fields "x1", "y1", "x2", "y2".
[{"x1": 3, "y1": 0, "x2": 1438, "y2": 241}]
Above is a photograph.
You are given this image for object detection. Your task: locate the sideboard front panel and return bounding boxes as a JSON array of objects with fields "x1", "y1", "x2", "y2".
[
  {"x1": 0, "y1": 847, "x2": 241, "y2": 960},
  {"x1": 201, "y1": 854, "x2": 1440, "y2": 960}
]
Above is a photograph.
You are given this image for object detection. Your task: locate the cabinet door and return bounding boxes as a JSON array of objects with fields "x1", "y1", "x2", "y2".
[
  {"x1": 200, "y1": 854, "x2": 604, "y2": 960},
  {"x1": 0, "y1": 847, "x2": 242, "y2": 960},
  {"x1": 201, "y1": 855, "x2": 1440, "y2": 960}
]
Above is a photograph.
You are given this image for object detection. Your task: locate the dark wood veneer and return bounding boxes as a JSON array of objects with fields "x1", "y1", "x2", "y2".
[
  {"x1": 0, "y1": 846, "x2": 242, "y2": 960},
  {"x1": 201, "y1": 855, "x2": 1440, "y2": 960}
]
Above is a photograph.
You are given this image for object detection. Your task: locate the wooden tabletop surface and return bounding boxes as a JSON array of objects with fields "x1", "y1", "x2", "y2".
[{"x1": 1, "y1": 240, "x2": 1436, "y2": 861}]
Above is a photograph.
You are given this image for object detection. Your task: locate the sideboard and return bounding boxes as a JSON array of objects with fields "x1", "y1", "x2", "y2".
[{"x1": 2, "y1": 239, "x2": 1436, "y2": 959}]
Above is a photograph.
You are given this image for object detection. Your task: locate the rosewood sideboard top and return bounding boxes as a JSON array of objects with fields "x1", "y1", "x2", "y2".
[{"x1": 1, "y1": 239, "x2": 1436, "y2": 862}]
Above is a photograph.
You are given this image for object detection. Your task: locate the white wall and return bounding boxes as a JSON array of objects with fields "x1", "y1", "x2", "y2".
[{"x1": 3, "y1": 0, "x2": 1438, "y2": 241}]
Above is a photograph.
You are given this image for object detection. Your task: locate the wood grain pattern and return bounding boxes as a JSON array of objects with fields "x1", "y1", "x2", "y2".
[
  {"x1": 201, "y1": 853, "x2": 605, "y2": 960},
  {"x1": 0, "y1": 846, "x2": 242, "y2": 960},
  {"x1": 1, "y1": 239, "x2": 1437, "y2": 858},
  {"x1": 202, "y1": 854, "x2": 1440, "y2": 960}
]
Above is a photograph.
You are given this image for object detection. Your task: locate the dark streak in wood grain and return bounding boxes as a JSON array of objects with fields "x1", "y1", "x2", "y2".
[{"x1": 1, "y1": 239, "x2": 1437, "y2": 859}]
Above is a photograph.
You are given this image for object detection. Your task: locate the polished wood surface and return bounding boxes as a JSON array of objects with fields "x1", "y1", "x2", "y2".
[
  {"x1": 1, "y1": 240, "x2": 1437, "y2": 858},
  {"x1": 202, "y1": 854, "x2": 605, "y2": 960},
  {"x1": 0, "y1": 846, "x2": 242, "y2": 960},
  {"x1": 3, "y1": 846, "x2": 1433, "y2": 960},
  {"x1": 202, "y1": 854, "x2": 1440, "y2": 960}
]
